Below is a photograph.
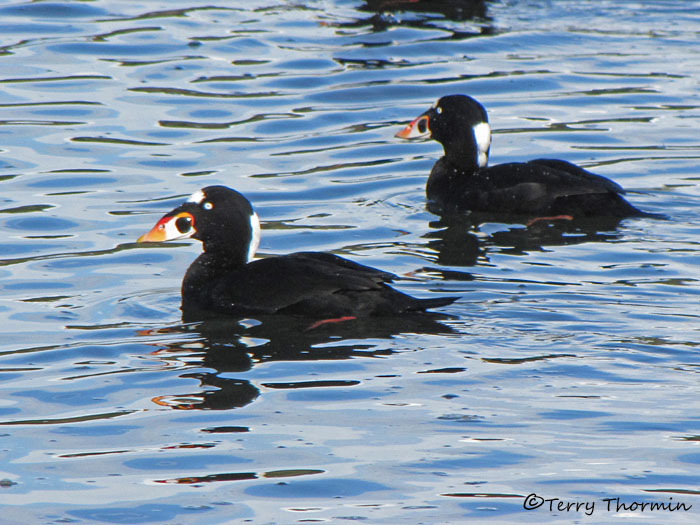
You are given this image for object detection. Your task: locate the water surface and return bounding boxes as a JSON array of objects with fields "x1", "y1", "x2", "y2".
[{"x1": 1, "y1": 0, "x2": 699, "y2": 523}]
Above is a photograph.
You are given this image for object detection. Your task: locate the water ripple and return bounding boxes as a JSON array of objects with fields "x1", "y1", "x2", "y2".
[{"x1": 0, "y1": 0, "x2": 698, "y2": 522}]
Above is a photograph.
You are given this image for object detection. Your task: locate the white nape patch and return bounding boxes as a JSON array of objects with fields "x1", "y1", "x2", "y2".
[
  {"x1": 473, "y1": 122, "x2": 491, "y2": 167},
  {"x1": 247, "y1": 212, "x2": 261, "y2": 262},
  {"x1": 187, "y1": 189, "x2": 206, "y2": 204}
]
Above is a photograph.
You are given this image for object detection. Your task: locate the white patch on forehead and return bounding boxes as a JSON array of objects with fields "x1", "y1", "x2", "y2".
[
  {"x1": 473, "y1": 122, "x2": 491, "y2": 168},
  {"x1": 247, "y1": 212, "x2": 261, "y2": 262},
  {"x1": 187, "y1": 189, "x2": 206, "y2": 204}
]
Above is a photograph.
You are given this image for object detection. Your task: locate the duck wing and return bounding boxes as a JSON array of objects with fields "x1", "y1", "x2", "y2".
[
  {"x1": 449, "y1": 161, "x2": 636, "y2": 216},
  {"x1": 204, "y1": 252, "x2": 453, "y2": 317},
  {"x1": 529, "y1": 158, "x2": 625, "y2": 194}
]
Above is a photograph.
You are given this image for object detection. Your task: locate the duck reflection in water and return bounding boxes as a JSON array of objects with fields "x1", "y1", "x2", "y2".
[
  {"x1": 146, "y1": 313, "x2": 455, "y2": 411},
  {"x1": 422, "y1": 213, "x2": 629, "y2": 274},
  {"x1": 337, "y1": 0, "x2": 494, "y2": 34}
]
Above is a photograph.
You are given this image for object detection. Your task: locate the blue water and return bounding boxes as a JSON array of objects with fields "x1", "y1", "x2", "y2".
[{"x1": 1, "y1": 0, "x2": 699, "y2": 523}]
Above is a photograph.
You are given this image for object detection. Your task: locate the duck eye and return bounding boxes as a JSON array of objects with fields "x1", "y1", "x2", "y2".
[
  {"x1": 175, "y1": 216, "x2": 193, "y2": 234},
  {"x1": 435, "y1": 106, "x2": 442, "y2": 114},
  {"x1": 202, "y1": 201, "x2": 213, "y2": 210}
]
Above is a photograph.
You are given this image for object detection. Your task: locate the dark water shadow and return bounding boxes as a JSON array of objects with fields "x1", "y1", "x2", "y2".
[
  {"x1": 334, "y1": 0, "x2": 496, "y2": 36},
  {"x1": 422, "y1": 212, "x2": 635, "y2": 272},
  {"x1": 145, "y1": 312, "x2": 456, "y2": 411}
]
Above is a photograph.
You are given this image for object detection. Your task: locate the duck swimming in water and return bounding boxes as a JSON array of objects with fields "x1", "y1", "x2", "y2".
[
  {"x1": 138, "y1": 185, "x2": 456, "y2": 320},
  {"x1": 396, "y1": 94, "x2": 648, "y2": 220}
]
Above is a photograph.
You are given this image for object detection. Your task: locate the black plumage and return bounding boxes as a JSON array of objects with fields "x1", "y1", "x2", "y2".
[
  {"x1": 397, "y1": 94, "x2": 648, "y2": 219},
  {"x1": 138, "y1": 186, "x2": 455, "y2": 319}
]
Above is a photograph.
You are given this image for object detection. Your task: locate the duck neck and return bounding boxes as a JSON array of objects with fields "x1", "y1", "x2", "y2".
[
  {"x1": 195, "y1": 208, "x2": 259, "y2": 269},
  {"x1": 428, "y1": 155, "x2": 475, "y2": 191},
  {"x1": 442, "y1": 135, "x2": 481, "y2": 172},
  {"x1": 182, "y1": 250, "x2": 246, "y2": 306}
]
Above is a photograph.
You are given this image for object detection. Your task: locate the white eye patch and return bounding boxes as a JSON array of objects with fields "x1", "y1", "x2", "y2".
[{"x1": 155, "y1": 213, "x2": 195, "y2": 241}]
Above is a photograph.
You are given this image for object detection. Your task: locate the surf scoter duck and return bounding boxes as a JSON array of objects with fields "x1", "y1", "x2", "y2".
[
  {"x1": 396, "y1": 94, "x2": 647, "y2": 219},
  {"x1": 137, "y1": 185, "x2": 456, "y2": 319}
]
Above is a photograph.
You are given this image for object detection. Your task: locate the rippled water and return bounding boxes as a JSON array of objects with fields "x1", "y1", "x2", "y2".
[{"x1": 1, "y1": 0, "x2": 699, "y2": 523}]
